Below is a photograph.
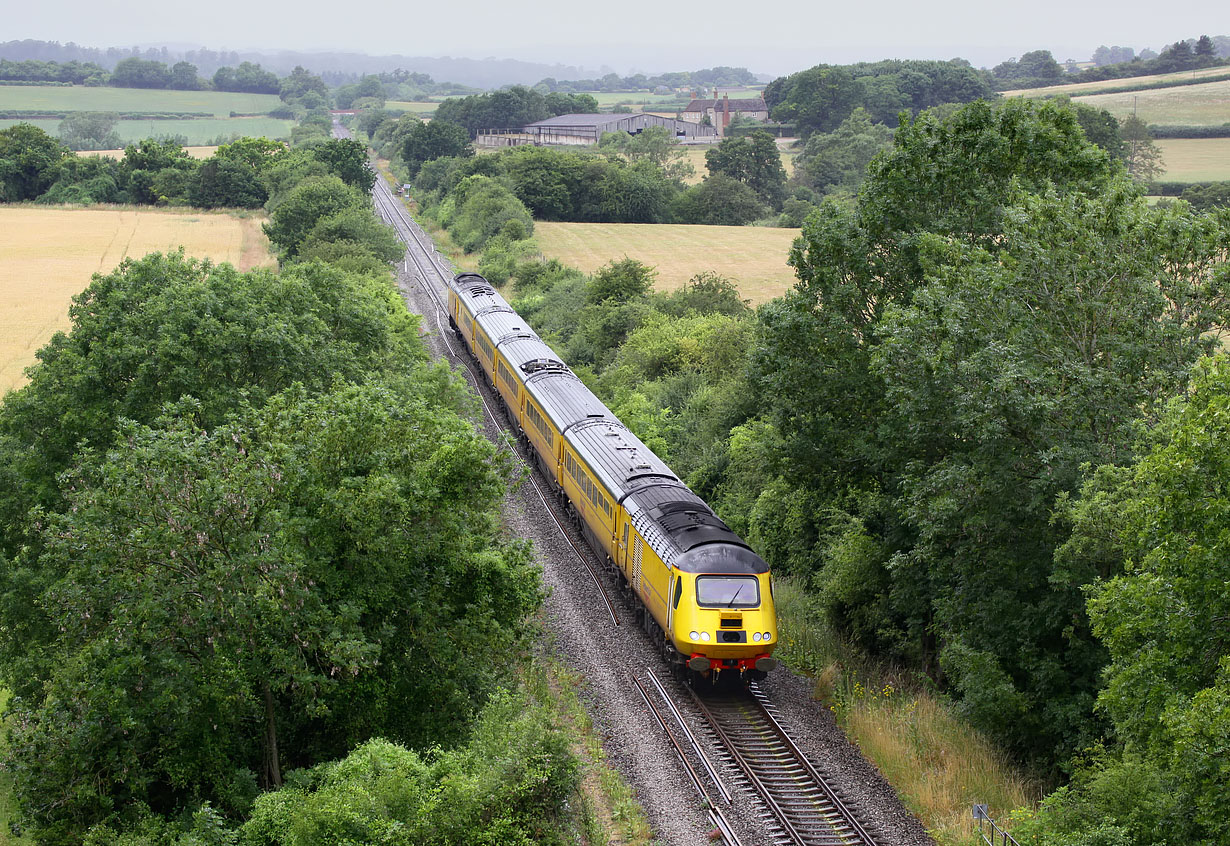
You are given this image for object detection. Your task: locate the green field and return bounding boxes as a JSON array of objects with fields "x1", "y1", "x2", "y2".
[
  {"x1": 534, "y1": 221, "x2": 800, "y2": 304},
  {"x1": 0, "y1": 85, "x2": 283, "y2": 116},
  {"x1": 1005, "y1": 66, "x2": 1230, "y2": 98},
  {"x1": 1156, "y1": 138, "x2": 1230, "y2": 181},
  {"x1": 385, "y1": 100, "x2": 438, "y2": 115},
  {"x1": 1071, "y1": 78, "x2": 1230, "y2": 125},
  {"x1": 0, "y1": 116, "x2": 295, "y2": 145}
]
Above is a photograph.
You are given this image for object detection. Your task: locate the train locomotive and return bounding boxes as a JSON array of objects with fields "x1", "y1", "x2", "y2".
[{"x1": 447, "y1": 272, "x2": 777, "y2": 687}]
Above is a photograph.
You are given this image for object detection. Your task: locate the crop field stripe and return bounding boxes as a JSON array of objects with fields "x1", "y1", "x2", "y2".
[
  {"x1": 1061, "y1": 79, "x2": 1230, "y2": 126},
  {"x1": 0, "y1": 116, "x2": 295, "y2": 145}
]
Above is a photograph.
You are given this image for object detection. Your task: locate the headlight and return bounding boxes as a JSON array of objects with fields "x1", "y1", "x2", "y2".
[
  {"x1": 762, "y1": 632, "x2": 772, "y2": 641},
  {"x1": 689, "y1": 631, "x2": 700, "y2": 641},
  {"x1": 752, "y1": 632, "x2": 762, "y2": 642},
  {"x1": 700, "y1": 631, "x2": 711, "y2": 642}
]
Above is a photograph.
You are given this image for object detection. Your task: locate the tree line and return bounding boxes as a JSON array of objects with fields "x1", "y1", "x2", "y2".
[
  {"x1": 534, "y1": 65, "x2": 759, "y2": 94},
  {"x1": 990, "y1": 35, "x2": 1229, "y2": 90}
]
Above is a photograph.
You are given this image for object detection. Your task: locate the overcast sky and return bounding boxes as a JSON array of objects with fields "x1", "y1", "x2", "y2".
[{"x1": 6, "y1": 0, "x2": 1219, "y2": 76}]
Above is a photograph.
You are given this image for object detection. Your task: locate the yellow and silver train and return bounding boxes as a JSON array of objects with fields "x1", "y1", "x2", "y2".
[{"x1": 448, "y1": 272, "x2": 777, "y2": 685}]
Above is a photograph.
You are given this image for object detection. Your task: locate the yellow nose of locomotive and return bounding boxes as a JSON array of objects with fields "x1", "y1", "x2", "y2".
[{"x1": 671, "y1": 571, "x2": 777, "y2": 674}]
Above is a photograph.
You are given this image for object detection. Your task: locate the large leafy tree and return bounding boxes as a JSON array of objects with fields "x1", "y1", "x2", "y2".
[
  {"x1": 402, "y1": 120, "x2": 473, "y2": 178},
  {"x1": 0, "y1": 122, "x2": 69, "y2": 200},
  {"x1": 704, "y1": 130, "x2": 786, "y2": 208}
]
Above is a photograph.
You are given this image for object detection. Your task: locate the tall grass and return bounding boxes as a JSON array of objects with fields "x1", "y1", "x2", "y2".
[{"x1": 773, "y1": 578, "x2": 1036, "y2": 844}]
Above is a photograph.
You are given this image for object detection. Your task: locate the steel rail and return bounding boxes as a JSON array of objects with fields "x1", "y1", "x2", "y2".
[
  {"x1": 631, "y1": 673, "x2": 743, "y2": 846},
  {"x1": 349, "y1": 126, "x2": 621, "y2": 626}
]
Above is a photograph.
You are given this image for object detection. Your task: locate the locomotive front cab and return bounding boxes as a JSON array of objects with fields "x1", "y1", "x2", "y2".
[{"x1": 669, "y1": 543, "x2": 778, "y2": 685}]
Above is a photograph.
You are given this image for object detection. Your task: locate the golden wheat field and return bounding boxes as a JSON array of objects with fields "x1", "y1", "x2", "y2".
[
  {"x1": 533, "y1": 221, "x2": 801, "y2": 304},
  {"x1": 0, "y1": 206, "x2": 274, "y2": 393}
]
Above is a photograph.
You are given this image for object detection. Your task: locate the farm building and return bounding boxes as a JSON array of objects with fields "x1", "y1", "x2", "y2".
[
  {"x1": 476, "y1": 113, "x2": 715, "y2": 147},
  {"x1": 681, "y1": 94, "x2": 769, "y2": 135}
]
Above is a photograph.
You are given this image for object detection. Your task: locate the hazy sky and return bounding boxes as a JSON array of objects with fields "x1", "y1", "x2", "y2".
[{"x1": 7, "y1": 0, "x2": 1219, "y2": 76}]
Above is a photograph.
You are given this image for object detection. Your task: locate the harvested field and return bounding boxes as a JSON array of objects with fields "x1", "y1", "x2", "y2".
[
  {"x1": 1004, "y1": 66, "x2": 1230, "y2": 98},
  {"x1": 1157, "y1": 138, "x2": 1230, "y2": 181},
  {"x1": 533, "y1": 221, "x2": 800, "y2": 304},
  {"x1": 0, "y1": 206, "x2": 274, "y2": 392}
]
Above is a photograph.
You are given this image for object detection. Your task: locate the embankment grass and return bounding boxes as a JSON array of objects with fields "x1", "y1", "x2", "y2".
[
  {"x1": 773, "y1": 578, "x2": 1036, "y2": 844},
  {"x1": 533, "y1": 221, "x2": 800, "y2": 305},
  {"x1": 0, "y1": 206, "x2": 274, "y2": 393}
]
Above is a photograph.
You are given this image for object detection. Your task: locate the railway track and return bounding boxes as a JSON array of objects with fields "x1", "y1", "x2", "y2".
[
  {"x1": 342, "y1": 122, "x2": 622, "y2": 627},
  {"x1": 640, "y1": 669, "x2": 880, "y2": 846},
  {"x1": 341, "y1": 122, "x2": 882, "y2": 846}
]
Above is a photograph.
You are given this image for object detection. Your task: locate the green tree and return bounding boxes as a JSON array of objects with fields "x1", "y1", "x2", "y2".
[
  {"x1": 0, "y1": 122, "x2": 69, "y2": 200},
  {"x1": 310, "y1": 137, "x2": 375, "y2": 190},
  {"x1": 673, "y1": 172, "x2": 767, "y2": 225},
  {"x1": 56, "y1": 111, "x2": 122, "y2": 151},
  {"x1": 168, "y1": 61, "x2": 202, "y2": 90},
  {"x1": 704, "y1": 130, "x2": 786, "y2": 207},
  {"x1": 5, "y1": 380, "x2": 539, "y2": 841},
  {"x1": 402, "y1": 120, "x2": 473, "y2": 177},
  {"x1": 749, "y1": 98, "x2": 1223, "y2": 764},
  {"x1": 795, "y1": 107, "x2": 893, "y2": 195},
  {"x1": 110, "y1": 57, "x2": 171, "y2": 89},
  {"x1": 599, "y1": 159, "x2": 674, "y2": 222},
  {"x1": 296, "y1": 205, "x2": 404, "y2": 264},
  {"x1": 1071, "y1": 102, "x2": 1125, "y2": 159},
  {"x1": 598, "y1": 125, "x2": 694, "y2": 182},
  {"x1": 279, "y1": 66, "x2": 327, "y2": 103},
  {"x1": 588, "y1": 257, "x2": 655, "y2": 304},
  {"x1": 1120, "y1": 114, "x2": 1164, "y2": 182},
  {"x1": 0, "y1": 251, "x2": 418, "y2": 550},
  {"x1": 263, "y1": 175, "x2": 366, "y2": 257}
]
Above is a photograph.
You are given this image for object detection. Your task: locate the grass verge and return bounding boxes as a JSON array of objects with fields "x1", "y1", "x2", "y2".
[
  {"x1": 772, "y1": 578, "x2": 1036, "y2": 845},
  {"x1": 0, "y1": 690, "x2": 31, "y2": 845}
]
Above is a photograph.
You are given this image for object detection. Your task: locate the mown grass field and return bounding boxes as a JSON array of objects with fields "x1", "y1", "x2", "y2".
[
  {"x1": 1156, "y1": 138, "x2": 1230, "y2": 181},
  {"x1": 0, "y1": 116, "x2": 295, "y2": 145},
  {"x1": 0, "y1": 85, "x2": 283, "y2": 116},
  {"x1": 1070, "y1": 78, "x2": 1230, "y2": 125},
  {"x1": 533, "y1": 221, "x2": 800, "y2": 304},
  {"x1": 1004, "y1": 65, "x2": 1230, "y2": 98},
  {"x1": 0, "y1": 207, "x2": 274, "y2": 393}
]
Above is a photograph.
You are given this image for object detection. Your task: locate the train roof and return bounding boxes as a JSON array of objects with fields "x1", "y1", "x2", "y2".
[
  {"x1": 499, "y1": 337, "x2": 568, "y2": 376},
  {"x1": 451, "y1": 273, "x2": 510, "y2": 315},
  {"x1": 567, "y1": 417, "x2": 678, "y2": 498},
  {"x1": 475, "y1": 308, "x2": 536, "y2": 345},
  {"x1": 625, "y1": 487, "x2": 766, "y2": 574},
  {"x1": 524, "y1": 370, "x2": 611, "y2": 433}
]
